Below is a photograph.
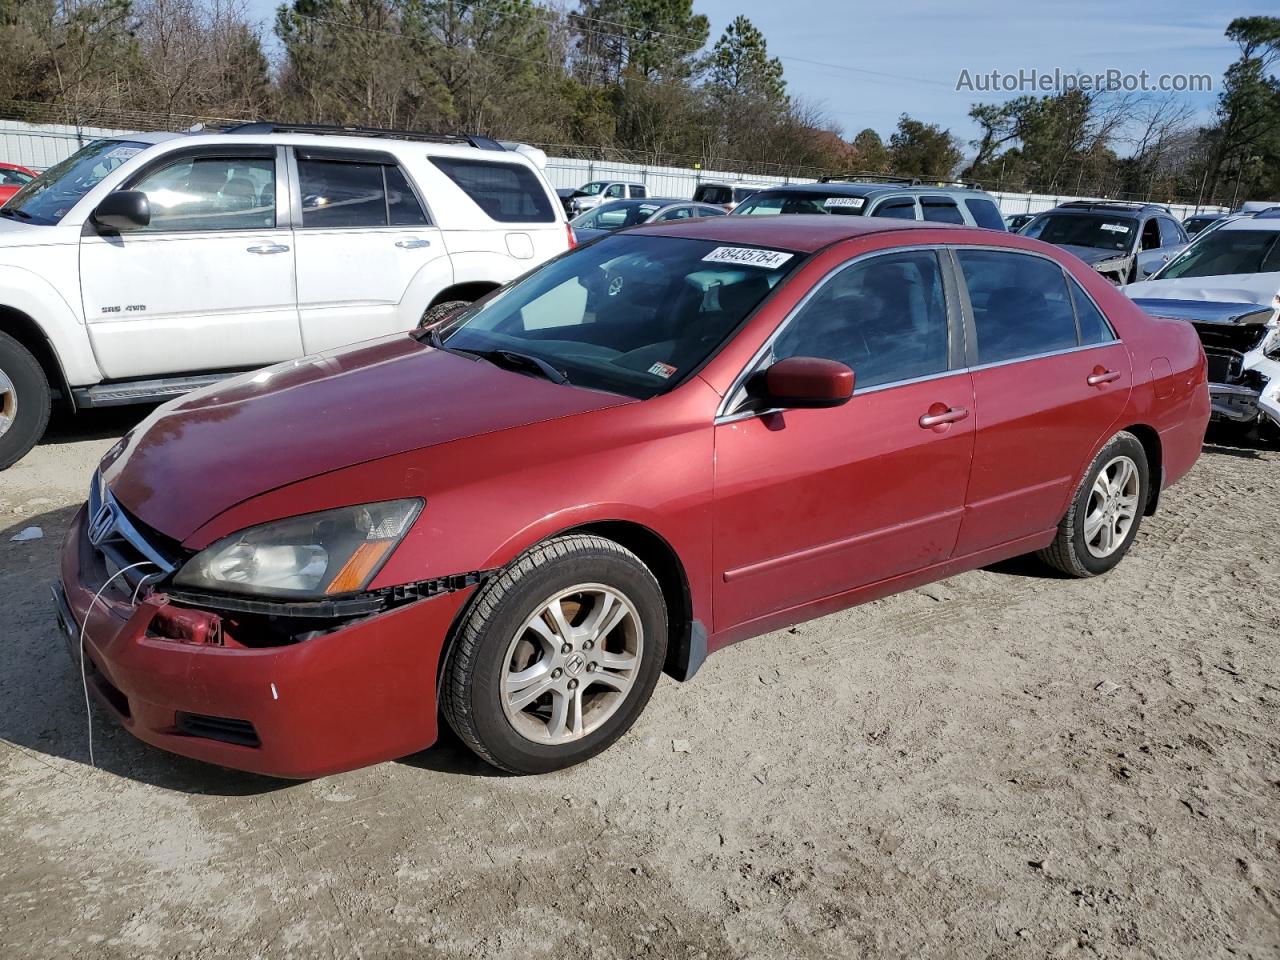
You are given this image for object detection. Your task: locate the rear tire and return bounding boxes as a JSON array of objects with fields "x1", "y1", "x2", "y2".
[
  {"x1": 442, "y1": 534, "x2": 667, "y2": 774},
  {"x1": 0, "y1": 331, "x2": 51, "y2": 470},
  {"x1": 1037, "y1": 431, "x2": 1149, "y2": 577}
]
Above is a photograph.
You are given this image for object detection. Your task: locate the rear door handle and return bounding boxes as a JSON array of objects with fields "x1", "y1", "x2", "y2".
[
  {"x1": 247, "y1": 243, "x2": 289, "y2": 255},
  {"x1": 1087, "y1": 370, "x2": 1122, "y2": 385},
  {"x1": 395, "y1": 239, "x2": 431, "y2": 249},
  {"x1": 918, "y1": 406, "x2": 969, "y2": 428}
]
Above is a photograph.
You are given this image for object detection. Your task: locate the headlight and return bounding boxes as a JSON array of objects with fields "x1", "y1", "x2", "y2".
[{"x1": 173, "y1": 499, "x2": 423, "y2": 599}]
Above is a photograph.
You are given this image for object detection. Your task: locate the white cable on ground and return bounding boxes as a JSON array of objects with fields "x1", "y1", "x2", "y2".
[{"x1": 77, "y1": 561, "x2": 157, "y2": 768}]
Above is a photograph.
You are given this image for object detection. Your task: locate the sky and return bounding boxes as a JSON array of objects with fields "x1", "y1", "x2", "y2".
[{"x1": 242, "y1": 0, "x2": 1273, "y2": 155}]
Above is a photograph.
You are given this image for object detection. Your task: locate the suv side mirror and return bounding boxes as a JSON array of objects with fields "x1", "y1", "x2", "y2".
[
  {"x1": 758, "y1": 356, "x2": 854, "y2": 409},
  {"x1": 92, "y1": 191, "x2": 151, "y2": 231}
]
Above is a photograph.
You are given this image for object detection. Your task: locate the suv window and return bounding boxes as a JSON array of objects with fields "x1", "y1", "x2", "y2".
[
  {"x1": 1140, "y1": 218, "x2": 1162, "y2": 250},
  {"x1": 772, "y1": 250, "x2": 950, "y2": 389},
  {"x1": 870, "y1": 198, "x2": 917, "y2": 220},
  {"x1": 957, "y1": 250, "x2": 1078, "y2": 364},
  {"x1": 133, "y1": 154, "x2": 275, "y2": 232},
  {"x1": 1157, "y1": 217, "x2": 1184, "y2": 247},
  {"x1": 920, "y1": 196, "x2": 965, "y2": 224},
  {"x1": 299, "y1": 159, "x2": 383, "y2": 228},
  {"x1": 695, "y1": 185, "x2": 729, "y2": 205},
  {"x1": 1069, "y1": 278, "x2": 1115, "y2": 344},
  {"x1": 606, "y1": 184, "x2": 625, "y2": 199},
  {"x1": 631, "y1": 185, "x2": 647, "y2": 198},
  {"x1": 430, "y1": 157, "x2": 556, "y2": 222},
  {"x1": 963, "y1": 197, "x2": 1006, "y2": 230}
]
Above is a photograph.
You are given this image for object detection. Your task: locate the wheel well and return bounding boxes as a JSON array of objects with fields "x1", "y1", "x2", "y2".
[
  {"x1": 429, "y1": 282, "x2": 500, "y2": 309},
  {"x1": 0, "y1": 305, "x2": 69, "y2": 405},
  {"x1": 571, "y1": 521, "x2": 694, "y2": 677},
  {"x1": 1123, "y1": 423, "x2": 1163, "y2": 515}
]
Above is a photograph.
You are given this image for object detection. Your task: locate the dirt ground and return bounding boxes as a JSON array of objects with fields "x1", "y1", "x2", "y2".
[{"x1": 1, "y1": 408, "x2": 1277, "y2": 960}]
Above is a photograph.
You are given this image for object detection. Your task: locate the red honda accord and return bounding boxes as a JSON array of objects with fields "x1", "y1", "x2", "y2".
[{"x1": 56, "y1": 216, "x2": 1209, "y2": 777}]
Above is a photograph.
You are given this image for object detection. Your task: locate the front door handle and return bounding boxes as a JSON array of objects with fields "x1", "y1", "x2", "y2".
[
  {"x1": 918, "y1": 406, "x2": 969, "y2": 428},
  {"x1": 247, "y1": 243, "x2": 289, "y2": 255},
  {"x1": 395, "y1": 239, "x2": 431, "y2": 249},
  {"x1": 1087, "y1": 370, "x2": 1122, "y2": 386}
]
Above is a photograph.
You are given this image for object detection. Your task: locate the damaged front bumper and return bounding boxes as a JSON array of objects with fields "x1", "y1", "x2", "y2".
[{"x1": 56, "y1": 505, "x2": 478, "y2": 778}]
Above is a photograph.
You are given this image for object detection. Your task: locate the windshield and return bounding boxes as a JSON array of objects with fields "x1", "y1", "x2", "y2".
[
  {"x1": 437, "y1": 234, "x2": 800, "y2": 399},
  {"x1": 1022, "y1": 213, "x2": 1136, "y2": 252},
  {"x1": 2, "y1": 139, "x2": 147, "y2": 224},
  {"x1": 572, "y1": 200, "x2": 663, "y2": 231},
  {"x1": 576, "y1": 181, "x2": 608, "y2": 196},
  {"x1": 1155, "y1": 228, "x2": 1280, "y2": 279},
  {"x1": 733, "y1": 191, "x2": 867, "y2": 216}
]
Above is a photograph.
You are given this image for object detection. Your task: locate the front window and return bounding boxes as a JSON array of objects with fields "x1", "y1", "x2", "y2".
[
  {"x1": 1155, "y1": 228, "x2": 1280, "y2": 279},
  {"x1": 1, "y1": 139, "x2": 147, "y2": 225},
  {"x1": 0, "y1": 168, "x2": 33, "y2": 186},
  {"x1": 577, "y1": 181, "x2": 608, "y2": 196},
  {"x1": 436, "y1": 234, "x2": 801, "y2": 399},
  {"x1": 134, "y1": 155, "x2": 276, "y2": 232},
  {"x1": 1023, "y1": 214, "x2": 1137, "y2": 252},
  {"x1": 733, "y1": 191, "x2": 868, "y2": 216}
]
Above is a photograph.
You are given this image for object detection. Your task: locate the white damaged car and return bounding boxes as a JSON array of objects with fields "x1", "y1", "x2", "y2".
[{"x1": 1124, "y1": 212, "x2": 1280, "y2": 436}]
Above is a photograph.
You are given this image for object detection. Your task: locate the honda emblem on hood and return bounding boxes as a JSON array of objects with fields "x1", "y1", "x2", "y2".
[{"x1": 87, "y1": 500, "x2": 117, "y2": 547}]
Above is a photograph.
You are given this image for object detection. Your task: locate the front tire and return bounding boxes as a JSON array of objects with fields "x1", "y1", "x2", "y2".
[
  {"x1": 0, "y1": 331, "x2": 51, "y2": 471},
  {"x1": 442, "y1": 534, "x2": 667, "y2": 774},
  {"x1": 1037, "y1": 431, "x2": 1149, "y2": 577}
]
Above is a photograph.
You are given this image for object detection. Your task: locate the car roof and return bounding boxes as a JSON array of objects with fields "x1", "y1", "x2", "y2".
[
  {"x1": 1217, "y1": 215, "x2": 1280, "y2": 232},
  {"x1": 1038, "y1": 207, "x2": 1142, "y2": 219},
  {"x1": 628, "y1": 213, "x2": 966, "y2": 252}
]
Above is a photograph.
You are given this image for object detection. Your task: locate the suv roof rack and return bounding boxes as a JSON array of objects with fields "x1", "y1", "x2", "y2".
[
  {"x1": 221, "y1": 122, "x2": 507, "y2": 152},
  {"x1": 818, "y1": 172, "x2": 985, "y2": 190},
  {"x1": 1059, "y1": 199, "x2": 1170, "y2": 214},
  {"x1": 820, "y1": 172, "x2": 916, "y2": 185}
]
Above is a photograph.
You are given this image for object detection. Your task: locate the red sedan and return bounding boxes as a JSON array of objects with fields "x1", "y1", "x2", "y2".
[
  {"x1": 0, "y1": 161, "x2": 36, "y2": 205},
  {"x1": 56, "y1": 216, "x2": 1209, "y2": 777}
]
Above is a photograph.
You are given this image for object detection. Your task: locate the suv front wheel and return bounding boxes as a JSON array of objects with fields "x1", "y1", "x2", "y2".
[{"x1": 0, "y1": 331, "x2": 51, "y2": 470}]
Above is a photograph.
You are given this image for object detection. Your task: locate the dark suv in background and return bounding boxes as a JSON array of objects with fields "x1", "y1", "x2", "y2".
[
  {"x1": 1021, "y1": 201, "x2": 1188, "y2": 284},
  {"x1": 729, "y1": 174, "x2": 1008, "y2": 230}
]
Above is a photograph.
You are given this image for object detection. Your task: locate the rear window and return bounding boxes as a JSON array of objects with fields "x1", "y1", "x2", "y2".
[
  {"x1": 920, "y1": 196, "x2": 965, "y2": 224},
  {"x1": 430, "y1": 157, "x2": 556, "y2": 222}
]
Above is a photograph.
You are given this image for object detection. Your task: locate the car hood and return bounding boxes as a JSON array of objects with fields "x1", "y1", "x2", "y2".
[
  {"x1": 100, "y1": 334, "x2": 633, "y2": 542},
  {"x1": 1123, "y1": 272, "x2": 1280, "y2": 306},
  {"x1": 1057, "y1": 243, "x2": 1129, "y2": 266}
]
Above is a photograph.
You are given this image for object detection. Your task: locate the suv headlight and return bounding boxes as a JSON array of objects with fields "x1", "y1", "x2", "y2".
[{"x1": 173, "y1": 499, "x2": 422, "y2": 599}]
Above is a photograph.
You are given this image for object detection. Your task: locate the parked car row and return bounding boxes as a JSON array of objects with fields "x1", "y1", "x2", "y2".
[{"x1": 0, "y1": 125, "x2": 1229, "y2": 781}]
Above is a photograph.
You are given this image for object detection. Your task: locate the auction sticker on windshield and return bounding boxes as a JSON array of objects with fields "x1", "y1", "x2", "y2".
[
  {"x1": 1101, "y1": 223, "x2": 1131, "y2": 233},
  {"x1": 824, "y1": 197, "x2": 864, "y2": 209},
  {"x1": 702, "y1": 247, "x2": 794, "y2": 269}
]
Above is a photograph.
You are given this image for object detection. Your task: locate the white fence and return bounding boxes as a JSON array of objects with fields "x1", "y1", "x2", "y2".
[{"x1": 2, "y1": 117, "x2": 1228, "y2": 218}]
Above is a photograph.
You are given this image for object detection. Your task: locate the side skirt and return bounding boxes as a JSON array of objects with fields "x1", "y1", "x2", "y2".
[{"x1": 707, "y1": 528, "x2": 1057, "y2": 653}]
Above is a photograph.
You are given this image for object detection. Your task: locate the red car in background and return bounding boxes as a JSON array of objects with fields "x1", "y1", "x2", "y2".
[
  {"x1": 56, "y1": 216, "x2": 1209, "y2": 778},
  {"x1": 0, "y1": 162, "x2": 37, "y2": 205}
]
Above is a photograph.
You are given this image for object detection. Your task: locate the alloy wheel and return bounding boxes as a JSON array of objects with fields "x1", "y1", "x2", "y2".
[
  {"x1": 500, "y1": 583, "x2": 643, "y2": 745},
  {"x1": 1083, "y1": 455, "x2": 1140, "y2": 558}
]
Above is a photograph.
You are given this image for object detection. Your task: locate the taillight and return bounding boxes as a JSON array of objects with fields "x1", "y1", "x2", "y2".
[{"x1": 566, "y1": 222, "x2": 577, "y2": 249}]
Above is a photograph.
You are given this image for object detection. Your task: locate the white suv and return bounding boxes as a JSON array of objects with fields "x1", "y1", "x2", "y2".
[{"x1": 0, "y1": 123, "x2": 571, "y2": 468}]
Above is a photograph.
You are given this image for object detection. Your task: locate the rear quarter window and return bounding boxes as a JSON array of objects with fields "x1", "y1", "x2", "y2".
[
  {"x1": 963, "y1": 197, "x2": 1007, "y2": 230},
  {"x1": 429, "y1": 157, "x2": 556, "y2": 223}
]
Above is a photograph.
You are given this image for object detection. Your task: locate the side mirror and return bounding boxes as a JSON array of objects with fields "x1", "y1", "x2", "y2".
[
  {"x1": 758, "y1": 356, "x2": 854, "y2": 409},
  {"x1": 92, "y1": 191, "x2": 150, "y2": 231}
]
